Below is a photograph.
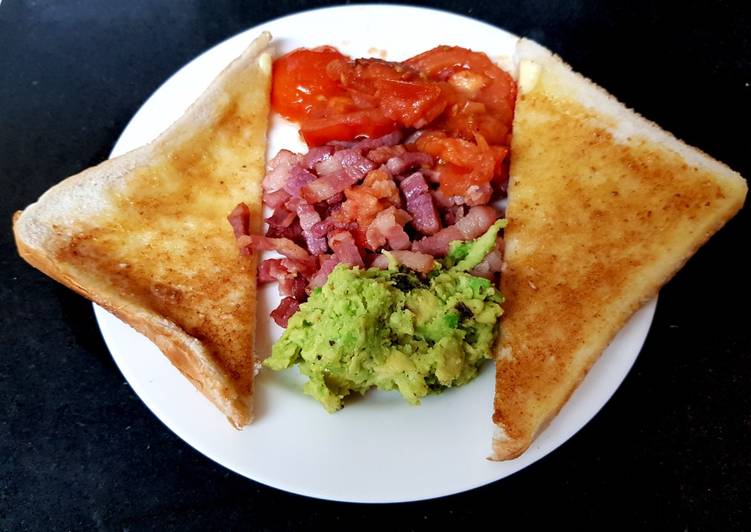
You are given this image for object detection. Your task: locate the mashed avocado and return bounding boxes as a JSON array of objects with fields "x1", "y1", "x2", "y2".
[{"x1": 264, "y1": 220, "x2": 506, "y2": 412}]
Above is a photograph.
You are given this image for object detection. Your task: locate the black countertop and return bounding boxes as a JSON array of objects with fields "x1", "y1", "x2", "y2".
[{"x1": 1, "y1": 1, "x2": 749, "y2": 530}]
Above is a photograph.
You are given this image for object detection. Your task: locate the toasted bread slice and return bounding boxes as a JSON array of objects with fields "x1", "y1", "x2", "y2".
[
  {"x1": 13, "y1": 33, "x2": 273, "y2": 427},
  {"x1": 492, "y1": 39, "x2": 747, "y2": 460}
]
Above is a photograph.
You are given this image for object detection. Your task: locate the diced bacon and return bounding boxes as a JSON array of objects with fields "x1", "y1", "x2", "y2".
[
  {"x1": 371, "y1": 254, "x2": 390, "y2": 269},
  {"x1": 302, "y1": 146, "x2": 334, "y2": 169},
  {"x1": 351, "y1": 130, "x2": 403, "y2": 151},
  {"x1": 237, "y1": 235, "x2": 310, "y2": 260},
  {"x1": 310, "y1": 219, "x2": 358, "y2": 239},
  {"x1": 388, "y1": 250, "x2": 435, "y2": 273},
  {"x1": 259, "y1": 256, "x2": 317, "y2": 296},
  {"x1": 308, "y1": 255, "x2": 341, "y2": 289},
  {"x1": 257, "y1": 128, "x2": 506, "y2": 327},
  {"x1": 283, "y1": 166, "x2": 317, "y2": 197},
  {"x1": 328, "y1": 230, "x2": 364, "y2": 267},
  {"x1": 464, "y1": 183, "x2": 493, "y2": 206},
  {"x1": 279, "y1": 275, "x2": 308, "y2": 300},
  {"x1": 366, "y1": 144, "x2": 407, "y2": 164},
  {"x1": 263, "y1": 188, "x2": 291, "y2": 209},
  {"x1": 358, "y1": 168, "x2": 401, "y2": 205},
  {"x1": 467, "y1": 237, "x2": 504, "y2": 279},
  {"x1": 412, "y1": 206, "x2": 499, "y2": 256},
  {"x1": 258, "y1": 258, "x2": 289, "y2": 284},
  {"x1": 406, "y1": 193, "x2": 441, "y2": 235},
  {"x1": 301, "y1": 169, "x2": 361, "y2": 203},
  {"x1": 265, "y1": 205, "x2": 296, "y2": 228},
  {"x1": 455, "y1": 205, "x2": 499, "y2": 239},
  {"x1": 227, "y1": 203, "x2": 250, "y2": 240},
  {"x1": 470, "y1": 250, "x2": 503, "y2": 280},
  {"x1": 284, "y1": 196, "x2": 301, "y2": 213},
  {"x1": 296, "y1": 202, "x2": 321, "y2": 232},
  {"x1": 266, "y1": 219, "x2": 304, "y2": 243},
  {"x1": 296, "y1": 202, "x2": 328, "y2": 255},
  {"x1": 443, "y1": 205, "x2": 466, "y2": 226},
  {"x1": 386, "y1": 152, "x2": 433, "y2": 176},
  {"x1": 315, "y1": 155, "x2": 342, "y2": 176},
  {"x1": 271, "y1": 297, "x2": 300, "y2": 328},
  {"x1": 327, "y1": 191, "x2": 345, "y2": 205},
  {"x1": 400, "y1": 173, "x2": 441, "y2": 235},
  {"x1": 410, "y1": 226, "x2": 463, "y2": 257},
  {"x1": 430, "y1": 189, "x2": 458, "y2": 208},
  {"x1": 333, "y1": 148, "x2": 376, "y2": 181},
  {"x1": 365, "y1": 207, "x2": 412, "y2": 250},
  {"x1": 309, "y1": 220, "x2": 332, "y2": 239},
  {"x1": 370, "y1": 251, "x2": 434, "y2": 273},
  {"x1": 399, "y1": 172, "x2": 429, "y2": 201},
  {"x1": 264, "y1": 149, "x2": 301, "y2": 192},
  {"x1": 282, "y1": 256, "x2": 319, "y2": 277}
]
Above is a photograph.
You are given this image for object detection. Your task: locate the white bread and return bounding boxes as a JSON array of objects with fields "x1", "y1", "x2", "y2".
[
  {"x1": 13, "y1": 32, "x2": 273, "y2": 427},
  {"x1": 492, "y1": 38, "x2": 747, "y2": 459}
]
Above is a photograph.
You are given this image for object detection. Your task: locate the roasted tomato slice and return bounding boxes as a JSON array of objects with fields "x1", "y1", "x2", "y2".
[
  {"x1": 272, "y1": 46, "x2": 350, "y2": 121},
  {"x1": 416, "y1": 131, "x2": 505, "y2": 196},
  {"x1": 406, "y1": 45, "x2": 516, "y2": 130},
  {"x1": 374, "y1": 79, "x2": 447, "y2": 129},
  {"x1": 300, "y1": 109, "x2": 397, "y2": 146}
]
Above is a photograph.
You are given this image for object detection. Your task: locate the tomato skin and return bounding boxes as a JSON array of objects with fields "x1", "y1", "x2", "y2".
[
  {"x1": 300, "y1": 109, "x2": 396, "y2": 147},
  {"x1": 271, "y1": 46, "x2": 350, "y2": 121}
]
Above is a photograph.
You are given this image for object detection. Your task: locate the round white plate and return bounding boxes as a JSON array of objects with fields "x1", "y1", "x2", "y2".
[{"x1": 94, "y1": 5, "x2": 657, "y2": 503}]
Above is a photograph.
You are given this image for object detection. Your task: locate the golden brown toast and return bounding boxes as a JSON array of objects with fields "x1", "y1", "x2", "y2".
[
  {"x1": 13, "y1": 33, "x2": 272, "y2": 427},
  {"x1": 492, "y1": 39, "x2": 747, "y2": 460}
]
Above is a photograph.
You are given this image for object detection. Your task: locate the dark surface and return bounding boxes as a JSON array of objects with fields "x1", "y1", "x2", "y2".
[{"x1": 1, "y1": 0, "x2": 749, "y2": 530}]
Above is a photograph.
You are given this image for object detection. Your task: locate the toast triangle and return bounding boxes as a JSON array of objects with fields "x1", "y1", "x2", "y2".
[
  {"x1": 492, "y1": 38, "x2": 746, "y2": 459},
  {"x1": 13, "y1": 33, "x2": 273, "y2": 427}
]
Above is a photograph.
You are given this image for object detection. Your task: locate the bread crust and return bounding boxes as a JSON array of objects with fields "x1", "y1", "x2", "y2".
[
  {"x1": 13, "y1": 33, "x2": 273, "y2": 427},
  {"x1": 491, "y1": 39, "x2": 747, "y2": 460}
]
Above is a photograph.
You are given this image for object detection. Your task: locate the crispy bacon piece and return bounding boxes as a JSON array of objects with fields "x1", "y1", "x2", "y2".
[
  {"x1": 265, "y1": 205, "x2": 296, "y2": 228},
  {"x1": 264, "y1": 149, "x2": 301, "y2": 192},
  {"x1": 365, "y1": 207, "x2": 412, "y2": 250},
  {"x1": 302, "y1": 146, "x2": 335, "y2": 169},
  {"x1": 328, "y1": 230, "x2": 364, "y2": 267},
  {"x1": 263, "y1": 188, "x2": 291, "y2": 209},
  {"x1": 237, "y1": 235, "x2": 310, "y2": 260},
  {"x1": 371, "y1": 250, "x2": 435, "y2": 273},
  {"x1": 412, "y1": 205, "x2": 499, "y2": 256},
  {"x1": 227, "y1": 203, "x2": 250, "y2": 240},
  {"x1": 302, "y1": 167, "x2": 363, "y2": 203},
  {"x1": 386, "y1": 152, "x2": 433, "y2": 176},
  {"x1": 284, "y1": 166, "x2": 317, "y2": 197},
  {"x1": 270, "y1": 297, "x2": 300, "y2": 328},
  {"x1": 308, "y1": 254, "x2": 341, "y2": 289},
  {"x1": 400, "y1": 172, "x2": 441, "y2": 235},
  {"x1": 296, "y1": 202, "x2": 328, "y2": 255},
  {"x1": 351, "y1": 130, "x2": 403, "y2": 152}
]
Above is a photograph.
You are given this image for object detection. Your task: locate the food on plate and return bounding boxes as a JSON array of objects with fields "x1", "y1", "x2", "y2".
[
  {"x1": 491, "y1": 39, "x2": 747, "y2": 460},
  {"x1": 264, "y1": 219, "x2": 505, "y2": 412},
  {"x1": 238, "y1": 44, "x2": 517, "y2": 408},
  {"x1": 249, "y1": 45, "x2": 515, "y2": 329},
  {"x1": 12, "y1": 33, "x2": 273, "y2": 427}
]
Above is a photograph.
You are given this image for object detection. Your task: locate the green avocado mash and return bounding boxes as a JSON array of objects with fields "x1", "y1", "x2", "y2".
[{"x1": 264, "y1": 219, "x2": 506, "y2": 412}]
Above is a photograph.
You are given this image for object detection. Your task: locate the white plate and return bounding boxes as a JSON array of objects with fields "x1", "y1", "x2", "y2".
[{"x1": 94, "y1": 5, "x2": 657, "y2": 503}]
